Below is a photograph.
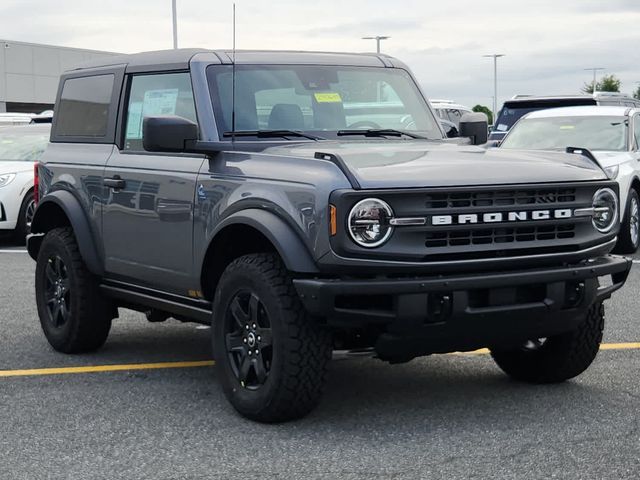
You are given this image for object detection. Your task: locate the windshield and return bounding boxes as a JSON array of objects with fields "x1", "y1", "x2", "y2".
[
  {"x1": 494, "y1": 107, "x2": 540, "y2": 132},
  {"x1": 206, "y1": 65, "x2": 442, "y2": 140},
  {"x1": 501, "y1": 115, "x2": 628, "y2": 152},
  {"x1": 0, "y1": 128, "x2": 49, "y2": 161},
  {"x1": 494, "y1": 99, "x2": 597, "y2": 132}
]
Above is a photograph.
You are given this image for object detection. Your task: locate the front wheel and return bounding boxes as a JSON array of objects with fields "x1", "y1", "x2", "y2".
[
  {"x1": 212, "y1": 253, "x2": 332, "y2": 423},
  {"x1": 490, "y1": 302, "x2": 604, "y2": 383},
  {"x1": 616, "y1": 189, "x2": 640, "y2": 254}
]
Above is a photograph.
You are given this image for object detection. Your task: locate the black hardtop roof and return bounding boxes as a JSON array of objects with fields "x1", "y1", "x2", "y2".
[{"x1": 69, "y1": 48, "x2": 397, "y2": 73}]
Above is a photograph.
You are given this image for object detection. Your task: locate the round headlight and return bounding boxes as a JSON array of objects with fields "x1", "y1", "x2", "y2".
[
  {"x1": 347, "y1": 198, "x2": 394, "y2": 248},
  {"x1": 592, "y1": 188, "x2": 618, "y2": 233}
]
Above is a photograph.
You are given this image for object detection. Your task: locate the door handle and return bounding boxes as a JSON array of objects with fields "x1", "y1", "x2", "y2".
[{"x1": 103, "y1": 176, "x2": 126, "y2": 190}]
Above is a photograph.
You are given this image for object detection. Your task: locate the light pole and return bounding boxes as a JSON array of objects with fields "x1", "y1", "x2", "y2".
[
  {"x1": 584, "y1": 67, "x2": 605, "y2": 93},
  {"x1": 483, "y1": 54, "x2": 505, "y2": 125},
  {"x1": 172, "y1": 0, "x2": 178, "y2": 49},
  {"x1": 362, "y1": 36, "x2": 390, "y2": 53}
]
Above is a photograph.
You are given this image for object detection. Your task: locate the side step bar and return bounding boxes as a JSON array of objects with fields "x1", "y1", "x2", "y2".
[{"x1": 100, "y1": 281, "x2": 212, "y2": 324}]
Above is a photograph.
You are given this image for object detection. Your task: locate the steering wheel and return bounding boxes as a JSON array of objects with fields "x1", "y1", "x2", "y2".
[
  {"x1": 346, "y1": 120, "x2": 381, "y2": 130},
  {"x1": 400, "y1": 115, "x2": 416, "y2": 130}
]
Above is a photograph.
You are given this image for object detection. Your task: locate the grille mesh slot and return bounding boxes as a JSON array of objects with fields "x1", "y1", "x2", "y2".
[
  {"x1": 425, "y1": 224, "x2": 576, "y2": 248},
  {"x1": 425, "y1": 188, "x2": 576, "y2": 209}
]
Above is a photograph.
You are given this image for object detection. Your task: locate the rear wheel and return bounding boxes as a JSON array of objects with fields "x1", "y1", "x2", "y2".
[
  {"x1": 13, "y1": 190, "x2": 35, "y2": 244},
  {"x1": 490, "y1": 302, "x2": 604, "y2": 383},
  {"x1": 616, "y1": 189, "x2": 640, "y2": 253},
  {"x1": 35, "y1": 227, "x2": 112, "y2": 353},
  {"x1": 212, "y1": 253, "x2": 332, "y2": 422}
]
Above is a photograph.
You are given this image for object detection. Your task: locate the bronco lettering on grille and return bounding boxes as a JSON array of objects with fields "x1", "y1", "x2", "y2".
[{"x1": 431, "y1": 209, "x2": 573, "y2": 226}]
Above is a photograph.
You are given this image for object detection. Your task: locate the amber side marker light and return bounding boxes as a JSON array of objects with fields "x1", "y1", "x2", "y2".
[{"x1": 330, "y1": 205, "x2": 337, "y2": 236}]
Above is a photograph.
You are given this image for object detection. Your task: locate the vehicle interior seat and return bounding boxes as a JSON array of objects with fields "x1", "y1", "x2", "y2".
[{"x1": 268, "y1": 104, "x2": 305, "y2": 130}]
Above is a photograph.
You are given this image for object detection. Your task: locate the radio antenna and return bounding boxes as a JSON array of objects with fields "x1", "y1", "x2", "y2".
[{"x1": 231, "y1": 3, "x2": 236, "y2": 146}]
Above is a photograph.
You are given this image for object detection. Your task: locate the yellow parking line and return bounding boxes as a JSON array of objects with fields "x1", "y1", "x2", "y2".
[
  {"x1": 599, "y1": 342, "x2": 640, "y2": 350},
  {"x1": 0, "y1": 360, "x2": 214, "y2": 378},
  {"x1": 459, "y1": 342, "x2": 640, "y2": 356},
  {"x1": 0, "y1": 342, "x2": 638, "y2": 378}
]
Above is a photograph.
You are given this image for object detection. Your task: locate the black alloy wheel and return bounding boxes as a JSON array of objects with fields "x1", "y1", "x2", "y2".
[
  {"x1": 43, "y1": 255, "x2": 71, "y2": 328},
  {"x1": 224, "y1": 290, "x2": 274, "y2": 389}
]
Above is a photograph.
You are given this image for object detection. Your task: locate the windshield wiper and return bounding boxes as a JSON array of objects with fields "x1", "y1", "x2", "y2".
[
  {"x1": 336, "y1": 128, "x2": 426, "y2": 139},
  {"x1": 223, "y1": 130, "x2": 324, "y2": 141}
]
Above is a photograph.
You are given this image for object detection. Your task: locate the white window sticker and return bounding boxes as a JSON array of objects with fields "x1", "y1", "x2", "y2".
[
  {"x1": 496, "y1": 123, "x2": 508, "y2": 131},
  {"x1": 126, "y1": 101, "x2": 143, "y2": 139},
  {"x1": 143, "y1": 88, "x2": 179, "y2": 116}
]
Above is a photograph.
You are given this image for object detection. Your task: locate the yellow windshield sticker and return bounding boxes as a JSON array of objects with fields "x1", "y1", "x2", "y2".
[
  {"x1": 559, "y1": 125, "x2": 575, "y2": 130},
  {"x1": 314, "y1": 92, "x2": 342, "y2": 103}
]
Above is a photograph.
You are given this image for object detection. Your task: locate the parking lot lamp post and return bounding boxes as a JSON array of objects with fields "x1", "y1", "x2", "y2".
[
  {"x1": 483, "y1": 54, "x2": 505, "y2": 125},
  {"x1": 362, "y1": 36, "x2": 390, "y2": 54},
  {"x1": 172, "y1": 0, "x2": 178, "y2": 49},
  {"x1": 584, "y1": 67, "x2": 605, "y2": 93}
]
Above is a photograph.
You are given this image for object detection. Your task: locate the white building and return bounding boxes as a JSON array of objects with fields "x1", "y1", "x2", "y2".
[{"x1": 0, "y1": 39, "x2": 119, "y2": 113}]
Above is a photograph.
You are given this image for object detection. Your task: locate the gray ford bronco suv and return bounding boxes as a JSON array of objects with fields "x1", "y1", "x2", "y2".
[{"x1": 28, "y1": 49, "x2": 631, "y2": 422}]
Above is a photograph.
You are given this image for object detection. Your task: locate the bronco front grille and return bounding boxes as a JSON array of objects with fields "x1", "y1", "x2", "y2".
[
  {"x1": 425, "y1": 224, "x2": 576, "y2": 248},
  {"x1": 425, "y1": 188, "x2": 576, "y2": 209}
]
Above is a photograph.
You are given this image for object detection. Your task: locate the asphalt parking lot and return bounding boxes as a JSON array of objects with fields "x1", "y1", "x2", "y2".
[{"x1": 1, "y1": 235, "x2": 639, "y2": 479}]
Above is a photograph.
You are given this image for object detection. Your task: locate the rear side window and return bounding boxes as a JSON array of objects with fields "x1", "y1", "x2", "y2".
[{"x1": 55, "y1": 74, "x2": 114, "y2": 138}]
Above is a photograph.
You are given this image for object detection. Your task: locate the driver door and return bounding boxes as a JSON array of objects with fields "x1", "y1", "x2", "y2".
[{"x1": 102, "y1": 71, "x2": 204, "y2": 295}]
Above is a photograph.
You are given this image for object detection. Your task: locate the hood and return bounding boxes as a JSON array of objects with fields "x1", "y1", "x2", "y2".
[
  {"x1": 592, "y1": 150, "x2": 633, "y2": 169},
  {"x1": 266, "y1": 140, "x2": 607, "y2": 189},
  {"x1": 0, "y1": 161, "x2": 33, "y2": 175}
]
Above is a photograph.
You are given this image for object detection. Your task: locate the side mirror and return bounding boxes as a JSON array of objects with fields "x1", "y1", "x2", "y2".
[
  {"x1": 460, "y1": 112, "x2": 488, "y2": 145},
  {"x1": 143, "y1": 116, "x2": 198, "y2": 153}
]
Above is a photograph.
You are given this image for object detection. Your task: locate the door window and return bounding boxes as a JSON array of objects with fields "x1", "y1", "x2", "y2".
[{"x1": 124, "y1": 72, "x2": 197, "y2": 151}]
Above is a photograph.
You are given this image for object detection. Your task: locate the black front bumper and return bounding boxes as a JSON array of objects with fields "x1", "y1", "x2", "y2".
[{"x1": 293, "y1": 255, "x2": 632, "y2": 357}]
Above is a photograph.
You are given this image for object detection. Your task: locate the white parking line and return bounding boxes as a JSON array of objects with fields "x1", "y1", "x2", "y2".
[{"x1": 0, "y1": 249, "x2": 28, "y2": 253}]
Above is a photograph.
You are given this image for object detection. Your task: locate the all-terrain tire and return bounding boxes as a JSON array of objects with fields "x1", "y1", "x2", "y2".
[
  {"x1": 615, "y1": 189, "x2": 640, "y2": 254},
  {"x1": 35, "y1": 227, "x2": 112, "y2": 353},
  {"x1": 212, "y1": 253, "x2": 332, "y2": 423},
  {"x1": 490, "y1": 302, "x2": 604, "y2": 383}
]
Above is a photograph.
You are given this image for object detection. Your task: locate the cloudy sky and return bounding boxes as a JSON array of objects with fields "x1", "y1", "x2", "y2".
[{"x1": 2, "y1": 0, "x2": 640, "y2": 109}]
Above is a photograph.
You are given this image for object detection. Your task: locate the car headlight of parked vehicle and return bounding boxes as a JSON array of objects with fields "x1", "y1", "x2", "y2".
[
  {"x1": 0, "y1": 173, "x2": 16, "y2": 188},
  {"x1": 603, "y1": 165, "x2": 619, "y2": 180},
  {"x1": 348, "y1": 198, "x2": 394, "y2": 247},
  {"x1": 592, "y1": 188, "x2": 618, "y2": 233}
]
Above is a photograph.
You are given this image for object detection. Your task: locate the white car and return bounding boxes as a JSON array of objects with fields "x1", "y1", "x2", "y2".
[
  {"x1": 430, "y1": 99, "x2": 474, "y2": 129},
  {"x1": 500, "y1": 106, "x2": 640, "y2": 252},
  {"x1": 0, "y1": 124, "x2": 50, "y2": 242}
]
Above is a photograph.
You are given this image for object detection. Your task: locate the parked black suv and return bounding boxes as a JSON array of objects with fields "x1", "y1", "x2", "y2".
[{"x1": 28, "y1": 49, "x2": 631, "y2": 422}]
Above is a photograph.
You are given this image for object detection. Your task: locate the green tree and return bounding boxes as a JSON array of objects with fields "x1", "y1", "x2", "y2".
[
  {"x1": 472, "y1": 104, "x2": 493, "y2": 125},
  {"x1": 633, "y1": 85, "x2": 640, "y2": 100},
  {"x1": 582, "y1": 74, "x2": 621, "y2": 94}
]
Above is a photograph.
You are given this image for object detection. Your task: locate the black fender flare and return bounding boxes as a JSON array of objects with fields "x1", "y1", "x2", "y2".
[
  {"x1": 29, "y1": 190, "x2": 104, "y2": 276},
  {"x1": 211, "y1": 209, "x2": 319, "y2": 273}
]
